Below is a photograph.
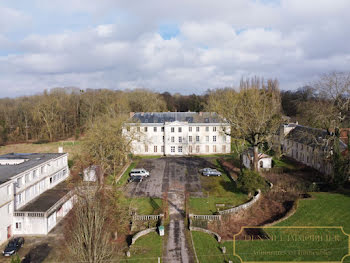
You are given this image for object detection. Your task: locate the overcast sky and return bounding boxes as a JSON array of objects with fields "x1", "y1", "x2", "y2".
[{"x1": 0, "y1": 0, "x2": 350, "y2": 97}]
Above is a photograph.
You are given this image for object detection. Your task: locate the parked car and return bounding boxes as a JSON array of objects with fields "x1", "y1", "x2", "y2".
[
  {"x1": 202, "y1": 169, "x2": 221, "y2": 176},
  {"x1": 129, "y1": 168, "x2": 150, "y2": 177},
  {"x1": 2, "y1": 237, "x2": 24, "y2": 256},
  {"x1": 128, "y1": 175, "x2": 143, "y2": 183},
  {"x1": 199, "y1": 167, "x2": 214, "y2": 173}
]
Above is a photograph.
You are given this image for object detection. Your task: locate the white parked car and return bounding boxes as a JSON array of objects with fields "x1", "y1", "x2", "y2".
[
  {"x1": 199, "y1": 167, "x2": 214, "y2": 173},
  {"x1": 129, "y1": 168, "x2": 150, "y2": 177}
]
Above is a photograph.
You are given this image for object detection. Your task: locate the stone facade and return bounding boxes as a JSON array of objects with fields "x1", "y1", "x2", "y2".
[
  {"x1": 273, "y1": 123, "x2": 347, "y2": 175},
  {"x1": 124, "y1": 112, "x2": 231, "y2": 156}
]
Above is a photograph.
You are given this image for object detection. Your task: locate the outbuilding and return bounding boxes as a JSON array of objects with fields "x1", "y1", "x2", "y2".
[{"x1": 242, "y1": 148, "x2": 272, "y2": 171}]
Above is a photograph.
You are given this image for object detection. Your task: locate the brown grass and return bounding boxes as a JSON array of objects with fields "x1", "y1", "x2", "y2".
[{"x1": 0, "y1": 140, "x2": 82, "y2": 160}]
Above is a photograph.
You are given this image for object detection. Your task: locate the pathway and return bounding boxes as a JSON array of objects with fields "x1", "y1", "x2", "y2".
[{"x1": 164, "y1": 159, "x2": 192, "y2": 263}]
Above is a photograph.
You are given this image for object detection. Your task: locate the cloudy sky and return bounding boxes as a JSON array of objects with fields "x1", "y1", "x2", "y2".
[{"x1": 1, "y1": 0, "x2": 350, "y2": 97}]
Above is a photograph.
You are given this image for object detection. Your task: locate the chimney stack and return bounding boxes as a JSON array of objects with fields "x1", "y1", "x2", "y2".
[
  {"x1": 58, "y1": 146, "x2": 63, "y2": 153},
  {"x1": 199, "y1": 112, "x2": 203, "y2": 116},
  {"x1": 130, "y1": 112, "x2": 135, "y2": 118}
]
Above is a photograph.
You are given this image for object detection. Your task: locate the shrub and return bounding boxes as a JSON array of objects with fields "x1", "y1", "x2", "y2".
[{"x1": 236, "y1": 169, "x2": 268, "y2": 195}]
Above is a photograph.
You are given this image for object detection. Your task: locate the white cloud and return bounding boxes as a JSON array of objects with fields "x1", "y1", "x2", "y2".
[
  {"x1": 0, "y1": 7, "x2": 30, "y2": 33},
  {"x1": 1, "y1": 0, "x2": 350, "y2": 96}
]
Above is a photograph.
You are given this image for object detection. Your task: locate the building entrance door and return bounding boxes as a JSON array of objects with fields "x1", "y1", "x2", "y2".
[{"x1": 7, "y1": 225, "x2": 11, "y2": 239}]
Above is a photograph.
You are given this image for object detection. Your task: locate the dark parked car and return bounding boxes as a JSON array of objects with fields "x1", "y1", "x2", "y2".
[
  {"x1": 2, "y1": 237, "x2": 24, "y2": 256},
  {"x1": 128, "y1": 175, "x2": 143, "y2": 183}
]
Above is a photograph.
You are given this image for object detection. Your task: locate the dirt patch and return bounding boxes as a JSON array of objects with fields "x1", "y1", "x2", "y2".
[
  {"x1": 219, "y1": 158, "x2": 240, "y2": 180},
  {"x1": 208, "y1": 191, "x2": 297, "y2": 240}
]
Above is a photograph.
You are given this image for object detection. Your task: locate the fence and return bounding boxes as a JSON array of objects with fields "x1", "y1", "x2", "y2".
[
  {"x1": 132, "y1": 214, "x2": 164, "y2": 221},
  {"x1": 189, "y1": 214, "x2": 221, "y2": 221},
  {"x1": 218, "y1": 190, "x2": 261, "y2": 215}
]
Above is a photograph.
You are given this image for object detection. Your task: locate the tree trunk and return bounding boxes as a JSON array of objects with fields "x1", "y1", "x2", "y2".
[{"x1": 253, "y1": 145, "x2": 259, "y2": 172}]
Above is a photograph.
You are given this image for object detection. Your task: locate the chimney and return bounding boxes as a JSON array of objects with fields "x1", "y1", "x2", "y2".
[
  {"x1": 141, "y1": 112, "x2": 144, "y2": 116},
  {"x1": 58, "y1": 146, "x2": 63, "y2": 153},
  {"x1": 295, "y1": 121, "x2": 298, "y2": 125},
  {"x1": 199, "y1": 112, "x2": 203, "y2": 116},
  {"x1": 129, "y1": 112, "x2": 135, "y2": 118}
]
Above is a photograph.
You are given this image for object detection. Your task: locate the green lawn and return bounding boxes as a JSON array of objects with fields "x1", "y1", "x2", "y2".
[
  {"x1": 128, "y1": 197, "x2": 163, "y2": 215},
  {"x1": 272, "y1": 156, "x2": 299, "y2": 170},
  {"x1": 117, "y1": 161, "x2": 138, "y2": 186},
  {"x1": 190, "y1": 158, "x2": 248, "y2": 214},
  {"x1": 192, "y1": 231, "x2": 239, "y2": 263},
  {"x1": 125, "y1": 232, "x2": 163, "y2": 263},
  {"x1": 192, "y1": 192, "x2": 350, "y2": 262},
  {"x1": 134, "y1": 155, "x2": 164, "y2": 159},
  {"x1": 277, "y1": 192, "x2": 350, "y2": 232}
]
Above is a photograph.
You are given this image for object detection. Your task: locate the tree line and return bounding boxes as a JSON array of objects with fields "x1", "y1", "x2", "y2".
[{"x1": 0, "y1": 73, "x2": 349, "y2": 146}]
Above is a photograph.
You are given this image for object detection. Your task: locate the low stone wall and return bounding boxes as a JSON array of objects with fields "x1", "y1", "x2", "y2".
[
  {"x1": 190, "y1": 226, "x2": 222, "y2": 243},
  {"x1": 131, "y1": 227, "x2": 157, "y2": 245},
  {"x1": 115, "y1": 161, "x2": 131, "y2": 184},
  {"x1": 218, "y1": 190, "x2": 261, "y2": 215}
]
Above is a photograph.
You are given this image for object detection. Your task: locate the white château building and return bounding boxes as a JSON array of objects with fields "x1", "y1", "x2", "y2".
[
  {"x1": 0, "y1": 152, "x2": 73, "y2": 245},
  {"x1": 124, "y1": 112, "x2": 231, "y2": 156}
]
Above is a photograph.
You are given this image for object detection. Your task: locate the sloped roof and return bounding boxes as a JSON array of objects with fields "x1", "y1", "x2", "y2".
[
  {"x1": 286, "y1": 125, "x2": 347, "y2": 152},
  {"x1": 0, "y1": 153, "x2": 66, "y2": 185},
  {"x1": 130, "y1": 112, "x2": 226, "y2": 124}
]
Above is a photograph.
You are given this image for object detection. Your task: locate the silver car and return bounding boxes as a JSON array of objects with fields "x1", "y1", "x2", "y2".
[{"x1": 203, "y1": 169, "x2": 221, "y2": 176}]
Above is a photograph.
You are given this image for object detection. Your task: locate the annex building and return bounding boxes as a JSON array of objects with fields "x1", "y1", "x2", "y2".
[
  {"x1": 0, "y1": 152, "x2": 72, "y2": 245},
  {"x1": 273, "y1": 123, "x2": 348, "y2": 175},
  {"x1": 125, "y1": 112, "x2": 231, "y2": 156}
]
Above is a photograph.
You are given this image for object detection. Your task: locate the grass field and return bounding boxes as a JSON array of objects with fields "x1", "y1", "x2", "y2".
[
  {"x1": 192, "y1": 231, "x2": 238, "y2": 263},
  {"x1": 277, "y1": 192, "x2": 350, "y2": 232},
  {"x1": 272, "y1": 156, "x2": 299, "y2": 170},
  {"x1": 125, "y1": 232, "x2": 164, "y2": 263},
  {"x1": 128, "y1": 197, "x2": 163, "y2": 215},
  {"x1": 191, "y1": 192, "x2": 350, "y2": 262},
  {"x1": 189, "y1": 158, "x2": 248, "y2": 214},
  {"x1": 0, "y1": 140, "x2": 81, "y2": 160},
  {"x1": 116, "y1": 161, "x2": 138, "y2": 186}
]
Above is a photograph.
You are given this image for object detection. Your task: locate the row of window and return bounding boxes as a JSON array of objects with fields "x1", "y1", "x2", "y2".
[
  {"x1": 170, "y1": 135, "x2": 220, "y2": 142},
  {"x1": 50, "y1": 169, "x2": 67, "y2": 184},
  {"x1": 135, "y1": 126, "x2": 222, "y2": 133},
  {"x1": 145, "y1": 145, "x2": 227, "y2": 153},
  {"x1": 7, "y1": 157, "x2": 67, "y2": 196}
]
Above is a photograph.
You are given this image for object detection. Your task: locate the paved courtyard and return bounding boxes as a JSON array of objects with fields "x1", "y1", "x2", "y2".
[
  {"x1": 125, "y1": 157, "x2": 217, "y2": 263},
  {"x1": 125, "y1": 157, "x2": 216, "y2": 198}
]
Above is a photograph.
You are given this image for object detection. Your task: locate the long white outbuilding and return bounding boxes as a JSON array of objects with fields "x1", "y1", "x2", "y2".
[{"x1": 0, "y1": 152, "x2": 72, "y2": 245}]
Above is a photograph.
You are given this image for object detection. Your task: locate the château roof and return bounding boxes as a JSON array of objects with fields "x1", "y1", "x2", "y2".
[{"x1": 129, "y1": 112, "x2": 227, "y2": 124}]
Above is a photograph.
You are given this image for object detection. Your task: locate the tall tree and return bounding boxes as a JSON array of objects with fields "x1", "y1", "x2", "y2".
[
  {"x1": 82, "y1": 114, "x2": 133, "y2": 180},
  {"x1": 207, "y1": 77, "x2": 282, "y2": 171}
]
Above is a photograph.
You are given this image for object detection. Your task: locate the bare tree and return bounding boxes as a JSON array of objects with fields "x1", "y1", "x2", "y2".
[
  {"x1": 64, "y1": 188, "x2": 115, "y2": 263},
  {"x1": 307, "y1": 72, "x2": 350, "y2": 184},
  {"x1": 207, "y1": 77, "x2": 282, "y2": 171}
]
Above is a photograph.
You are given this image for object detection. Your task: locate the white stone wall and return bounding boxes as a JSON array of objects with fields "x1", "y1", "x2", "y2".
[
  {"x1": 14, "y1": 155, "x2": 69, "y2": 210},
  {"x1": 0, "y1": 197, "x2": 13, "y2": 245},
  {"x1": 242, "y1": 154, "x2": 272, "y2": 170},
  {"x1": 13, "y1": 214, "x2": 47, "y2": 235},
  {"x1": 282, "y1": 139, "x2": 332, "y2": 175},
  {"x1": 127, "y1": 122, "x2": 231, "y2": 156},
  {"x1": 0, "y1": 153, "x2": 70, "y2": 244}
]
